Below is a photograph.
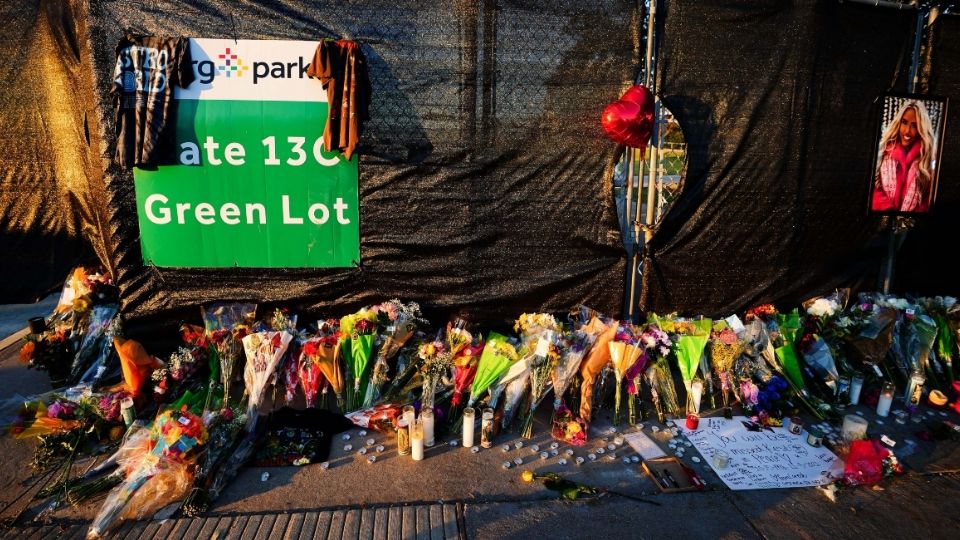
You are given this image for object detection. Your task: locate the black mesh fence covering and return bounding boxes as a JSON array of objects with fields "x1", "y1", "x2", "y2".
[
  {"x1": 642, "y1": 0, "x2": 926, "y2": 316},
  {"x1": 896, "y1": 15, "x2": 960, "y2": 294},
  {"x1": 0, "y1": 1, "x2": 108, "y2": 302},
  {"x1": 77, "y1": 0, "x2": 637, "y2": 330}
]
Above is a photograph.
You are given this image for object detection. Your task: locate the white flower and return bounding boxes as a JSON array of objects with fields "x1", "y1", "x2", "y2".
[{"x1": 807, "y1": 298, "x2": 839, "y2": 318}]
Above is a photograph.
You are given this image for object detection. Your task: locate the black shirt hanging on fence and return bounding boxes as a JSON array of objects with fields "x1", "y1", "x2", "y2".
[{"x1": 111, "y1": 35, "x2": 194, "y2": 168}]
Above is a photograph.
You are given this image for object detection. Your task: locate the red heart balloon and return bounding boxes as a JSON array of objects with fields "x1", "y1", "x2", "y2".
[{"x1": 601, "y1": 85, "x2": 655, "y2": 150}]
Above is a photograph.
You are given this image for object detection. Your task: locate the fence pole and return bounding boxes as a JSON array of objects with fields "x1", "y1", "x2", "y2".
[{"x1": 882, "y1": 6, "x2": 928, "y2": 293}]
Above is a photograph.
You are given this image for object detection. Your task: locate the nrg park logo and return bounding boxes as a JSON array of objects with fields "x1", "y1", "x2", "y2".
[{"x1": 194, "y1": 47, "x2": 311, "y2": 85}]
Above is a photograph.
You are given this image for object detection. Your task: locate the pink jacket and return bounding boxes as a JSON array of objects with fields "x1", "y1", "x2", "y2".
[{"x1": 871, "y1": 141, "x2": 927, "y2": 212}]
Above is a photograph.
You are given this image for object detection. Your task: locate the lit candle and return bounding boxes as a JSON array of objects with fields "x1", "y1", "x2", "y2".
[
  {"x1": 480, "y1": 408, "x2": 494, "y2": 448},
  {"x1": 689, "y1": 379, "x2": 704, "y2": 414},
  {"x1": 462, "y1": 407, "x2": 476, "y2": 448},
  {"x1": 403, "y1": 405, "x2": 416, "y2": 442},
  {"x1": 876, "y1": 381, "x2": 895, "y2": 417},
  {"x1": 422, "y1": 408, "x2": 435, "y2": 447},
  {"x1": 841, "y1": 414, "x2": 869, "y2": 441},
  {"x1": 849, "y1": 373, "x2": 864, "y2": 405},
  {"x1": 411, "y1": 420, "x2": 424, "y2": 461}
]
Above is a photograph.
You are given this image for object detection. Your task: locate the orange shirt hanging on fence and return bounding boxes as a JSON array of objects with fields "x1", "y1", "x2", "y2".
[{"x1": 307, "y1": 39, "x2": 371, "y2": 161}]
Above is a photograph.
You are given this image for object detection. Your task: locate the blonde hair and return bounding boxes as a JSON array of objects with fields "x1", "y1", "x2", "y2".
[{"x1": 875, "y1": 100, "x2": 936, "y2": 202}]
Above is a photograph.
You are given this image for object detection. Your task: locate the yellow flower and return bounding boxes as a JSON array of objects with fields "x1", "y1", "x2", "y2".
[
  {"x1": 521, "y1": 470, "x2": 535, "y2": 483},
  {"x1": 73, "y1": 295, "x2": 92, "y2": 313},
  {"x1": 565, "y1": 423, "x2": 582, "y2": 436}
]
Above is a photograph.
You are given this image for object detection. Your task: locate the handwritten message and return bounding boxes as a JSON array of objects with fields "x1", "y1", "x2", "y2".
[{"x1": 678, "y1": 416, "x2": 843, "y2": 490}]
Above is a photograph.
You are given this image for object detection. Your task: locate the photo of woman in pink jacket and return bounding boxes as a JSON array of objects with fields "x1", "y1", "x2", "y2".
[{"x1": 870, "y1": 98, "x2": 942, "y2": 214}]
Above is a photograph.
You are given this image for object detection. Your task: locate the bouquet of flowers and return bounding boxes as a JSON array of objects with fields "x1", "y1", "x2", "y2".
[
  {"x1": 301, "y1": 320, "x2": 344, "y2": 408},
  {"x1": 552, "y1": 324, "x2": 600, "y2": 410},
  {"x1": 88, "y1": 408, "x2": 208, "y2": 538},
  {"x1": 180, "y1": 406, "x2": 246, "y2": 516},
  {"x1": 578, "y1": 318, "x2": 617, "y2": 422},
  {"x1": 550, "y1": 404, "x2": 587, "y2": 446},
  {"x1": 374, "y1": 300, "x2": 427, "y2": 360},
  {"x1": 364, "y1": 300, "x2": 427, "y2": 405},
  {"x1": 646, "y1": 355, "x2": 680, "y2": 423},
  {"x1": 467, "y1": 332, "x2": 520, "y2": 408},
  {"x1": 70, "y1": 304, "x2": 120, "y2": 385},
  {"x1": 340, "y1": 308, "x2": 379, "y2": 410},
  {"x1": 520, "y1": 330, "x2": 558, "y2": 438},
  {"x1": 498, "y1": 359, "x2": 531, "y2": 431},
  {"x1": 669, "y1": 316, "x2": 712, "y2": 414},
  {"x1": 629, "y1": 325, "x2": 671, "y2": 423},
  {"x1": 242, "y1": 330, "x2": 294, "y2": 431},
  {"x1": 609, "y1": 325, "x2": 643, "y2": 426},
  {"x1": 710, "y1": 323, "x2": 743, "y2": 409},
  {"x1": 203, "y1": 303, "x2": 256, "y2": 408},
  {"x1": 417, "y1": 338, "x2": 451, "y2": 411},
  {"x1": 19, "y1": 329, "x2": 73, "y2": 385},
  {"x1": 924, "y1": 296, "x2": 957, "y2": 385},
  {"x1": 151, "y1": 346, "x2": 204, "y2": 404}
]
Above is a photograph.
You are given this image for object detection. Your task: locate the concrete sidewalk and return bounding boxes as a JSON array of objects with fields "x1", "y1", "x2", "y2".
[
  {"x1": 6, "y1": 472, "x2": 960, "y2": 540},
  {"x1": 0, "y1": 294, "x2": 58, "y2": 346}
]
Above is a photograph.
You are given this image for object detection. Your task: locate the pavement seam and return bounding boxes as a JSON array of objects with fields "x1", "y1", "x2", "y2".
[{"x1": 455, "y1": 502, "x2": 467, "y2": 540}]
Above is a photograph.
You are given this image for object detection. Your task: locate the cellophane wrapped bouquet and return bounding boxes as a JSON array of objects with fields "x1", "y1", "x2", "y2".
[{"x1": 88, "y1": 408, "x2": 207, "y2": 538}]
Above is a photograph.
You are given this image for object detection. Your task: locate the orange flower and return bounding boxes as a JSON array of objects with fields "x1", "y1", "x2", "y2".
[{"x1": 19, "y1": 341, "x2": 36, "y2": 363}]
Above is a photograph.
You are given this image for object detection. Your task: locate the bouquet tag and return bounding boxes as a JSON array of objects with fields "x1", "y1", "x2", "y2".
[
  {"x1": 880, "y1": 434, "x2": 896, "y2": 447},
  {"x1": 623, "y1": 431, "x2": 667, "y2": 460},
  {"x1": 535, "y1": 337, "x2": 551, "y2": 357},
  {"x1": 872, "y1": 364, "x2": 884, "y2": 378},
  {"x1": 178, "y1": 415, "x2": 191, "y2": 426},
  {"x1": 724, "y1": 315, "x2": 746, "y2": 336}
]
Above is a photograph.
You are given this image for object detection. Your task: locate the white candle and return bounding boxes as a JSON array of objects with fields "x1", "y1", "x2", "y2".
[
  {"x1": 841, "y1": 414, "x2": 869, "y2": 441},
  {"x1": 422, "y1": 408, "x2": 435, "y2": 447},
  {"x1": 411, "y1": 421, "x2": 424, "y2": 461},
  {"x1": 849, "y1": 374, "x2": 864, "y2": 405},
  {"x1": 877, "y1": 382, "x2": 895, "y2": 417},
  {"x1": 689, "y1": 379, "x2": 704, "y2": 414},
  {"x1": 462, "y1": 407, "x2": 475, "y2": 448}
]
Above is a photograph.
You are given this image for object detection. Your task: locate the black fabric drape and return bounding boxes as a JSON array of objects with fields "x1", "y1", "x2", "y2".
[
  {"x1": 79, "y1": 0, "x2": 636, "y2": 331},
  {"x1": 896, "y1": 15, "x2": 960, "y2": 294},
  {"x1": 643, "y1": 0, "x2": 918, "y2": 316}
]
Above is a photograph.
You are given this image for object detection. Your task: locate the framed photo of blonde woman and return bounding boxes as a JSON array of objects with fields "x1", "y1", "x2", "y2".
[{"x1": 868, "y1": 93, "x2": 948, "y2": 215}]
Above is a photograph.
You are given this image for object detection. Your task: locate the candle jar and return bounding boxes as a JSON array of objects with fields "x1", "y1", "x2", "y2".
[
  {"x1": 836, "y1": 377, "x2": 851, "y2": 407},
  {"x1": 787, "y1": 416, "x2": 803, "y2": 436},
  {"x1": 841, "y1": 414, "x2": 869, "y2": 441},
  {"x1": 906, "y1": 371, "x2": 925, "y2": 406},
  {"x1": 422, "y1": 408, "x2": 435, "y2": 447},
  {"x1": 806, "y1": 427, "x2": 823, "y2": 447},
  {"x1": 27, "y1": 316, "x2": 46, "y2": 335},
  {"x1": 876, "y1": 381, "x2": 895, "y2": 418},
  {"x1": 712, "y1": 450, "x2": 730, "y2": 469},
  {"x1": 849, "y1": 373, "x2": 864, "y2": 406},
  {"x1": 396, "y1": 419, "x2": 411, "y2": 456},
  {"x1": 685, "y1": 413, "x2": 700, "y2": 430},
  {"x1": 480, "y1": 408, "x2": 495, "y2": 448},
  {"x1": 411, "y1": 420, "x2": 424, "y2": 461},
  {"x1": 462, "y1": 407, "x2": 476, "y2": 448}
]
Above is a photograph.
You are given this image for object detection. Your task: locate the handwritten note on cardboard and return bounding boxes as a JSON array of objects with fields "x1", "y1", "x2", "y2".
[{"x1": 678, "y1": 416, "x2": 843, "y2": 490}]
